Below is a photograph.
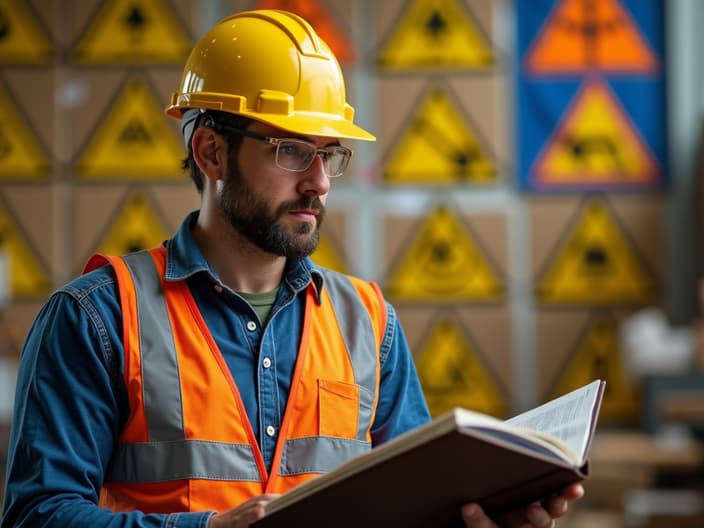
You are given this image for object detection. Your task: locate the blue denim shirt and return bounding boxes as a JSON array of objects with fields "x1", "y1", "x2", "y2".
[{"x1": 1, "y1": 211, "x2": 430, "y2": 528}]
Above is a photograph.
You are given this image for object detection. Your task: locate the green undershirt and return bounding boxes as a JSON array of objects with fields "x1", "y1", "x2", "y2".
[{"x1": 238, "y1": 286, "x2": 280, "y2": 325}]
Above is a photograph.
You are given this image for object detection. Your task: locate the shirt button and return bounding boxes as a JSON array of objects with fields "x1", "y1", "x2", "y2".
[
  {"x1": 262, "y1": 357, "x2": 272, "y2": 369},
  {"x1": 246, "y1": 321, "x2": 257, "y2": 331},
  {"x1": 266, "y1": 425, "x2": 276, "y2": 437}
]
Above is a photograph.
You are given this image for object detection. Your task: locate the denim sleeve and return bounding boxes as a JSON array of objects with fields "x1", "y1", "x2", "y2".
[
  {"x1": 1, "y1": 280, "x2": 213, "y2": 528},
  {"x1": 371, "y1": 302, "x2": 431, "y2": 446}
]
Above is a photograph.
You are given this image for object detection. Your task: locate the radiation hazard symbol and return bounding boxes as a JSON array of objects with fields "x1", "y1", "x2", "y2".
[
  {"x1": 524, "y1": 0, "x2": 659, "y2": 75},
  {"x1": 416, "y1": 317, "x2": 508, "y2": 418},
  {"x1": 536, "y1": 200, "x2": 657, "y2": 305},
  {"x1": 0, "y1": 81, "x2": 49, "y2": 180},
  {"x1": 96, "y1": 192, "x2": 170, "y2": 256},
  {"x1": 385, "y1": 88, "x2": 496, "y2": 184},
  {"x1": 75, "y1": 77, "x2": 184, "y2": 180},
  {"x1": 547, "y1": 314, "x2": 640, "y2": 423},
  {"x1": 72, "y1": 0, "x2": 192, "y2": 64},
  {"x1": 532, "y1": 79, "x2": 661, "y2": 188},
  {"x1": 378, "y1": 0, "x2": 494, "y2": 71},
  {"x1": 0, "y1": 0, "x2": 53, "y2": 64},
  {"x1": 0, "y1": 203, "x2": 50, "y2": 298},
  {"x1": 386, "y1": 206, "x2": 504, "y2": 302}
]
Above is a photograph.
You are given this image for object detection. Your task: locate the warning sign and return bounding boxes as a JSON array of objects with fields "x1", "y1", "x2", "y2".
[
  {"x1": 96, "y1": 192, "x2": 169, "y2": 256},
  {"x1": 0, "y1": 203, "x2": 50, "y2": 298},
  {"x1": 75, "y1": 77, "x2": 184, "y2": 180},
  {"x1": 0, "y1": 82, "x2": 49, "y2": 180},
  {"x1": 532, "y1": 80, "x2": 660, "y2": 187},
  {"x1": 311, "y1": 234, "x2": 347, "y2": 273},
  {"x1": 0, "y1": 0, "x2": 52, "y2": 64},
  {"x1": 525, "y1": 0, "x2": 659, "y2": 74},
  {"x1": 378, "y1": 0, "x2": 494, "y2": 70},
  {"x1": 72, "y1": 0, "x2": 191, "y2": 64},
  {"x1": 252, "y1": 0, "x2": 355, "y2": 63},
  {"x1": 536, "y1": 200, "x2": 657, "y2": 305},
  {"x1": 386, "y1": 206, "x2": 503, "y2": 302},
  {"x1": 548, "y1": 315, "x2": 640, "y2": 422},
  {"x1": 416, "y1": 317, "x2": 508, "y2": 417},
  {"x1": 385, "y1": 88, "x2": 496, "y2": 184}
]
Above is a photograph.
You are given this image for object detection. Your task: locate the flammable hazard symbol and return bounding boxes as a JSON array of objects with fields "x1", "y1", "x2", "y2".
[
  {"x1": 96, "y1": 192, "x2": 170, "y2": 256},
  {"x1": 533, "y1": 80, "x2": 661, "y2": 187},
  {"x1": 524, "y1": 0, "x2": 659, "y2": 74},
  {"x1": 547, "y1": 314, "x2": 640, "y2": 422},
  {"x1": 378, "y1": 0, "x2": 494, "y2": 70},
  {"x1": 75, "y1": 77, "x2": 183, "y2": 180},
  {"x1": 385, "y1": 206, "x2": 503, "y2": 302},
  {"x1": 416, "y1": 317, "x2": 508, "y2": 418},
  {"x1": 72, "y1": 0, "x2": 191, "y2": 64},
  {"x1": 536, "y1": 200, "x2": 657, "y2": 305}
]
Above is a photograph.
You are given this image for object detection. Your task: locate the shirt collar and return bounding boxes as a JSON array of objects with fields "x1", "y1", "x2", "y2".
[{"x1": 164, "y1": 210, "x2": 325, "y2": 302}]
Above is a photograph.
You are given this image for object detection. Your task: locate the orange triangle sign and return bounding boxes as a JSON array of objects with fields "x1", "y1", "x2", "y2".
[
  {"x1": 252, "y1": 0, "x2": 355, "y2": 63},
  {"x1": 533, "y1": 79, "x2": 660, "y2": 186},
  {"x1": 525, "y1": 0, "x2": 659, "y2": 74}
]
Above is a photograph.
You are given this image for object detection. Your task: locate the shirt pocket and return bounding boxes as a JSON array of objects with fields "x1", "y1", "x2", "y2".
[{"x1": 318, "y1": 379, "x2": 361, "y2": 439}]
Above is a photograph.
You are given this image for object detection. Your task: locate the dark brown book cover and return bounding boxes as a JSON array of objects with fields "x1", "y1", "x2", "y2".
[{"x1": 253, "y1": 380, "x2": 604, "y2": 528}]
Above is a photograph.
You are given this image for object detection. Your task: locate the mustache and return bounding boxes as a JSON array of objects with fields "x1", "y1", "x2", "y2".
[{"x1": 277, "y1": 196, "x2": 325, "y2": 216}]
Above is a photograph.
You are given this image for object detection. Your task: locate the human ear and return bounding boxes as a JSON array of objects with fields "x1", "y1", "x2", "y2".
[{"x1": 192, "y1": 126, "x2": 227, "y2": 182}]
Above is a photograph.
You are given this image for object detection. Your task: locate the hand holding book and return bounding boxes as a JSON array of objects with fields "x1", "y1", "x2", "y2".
[{"x1": 253, "y1": 380, "x2": 605, "y2": 528}]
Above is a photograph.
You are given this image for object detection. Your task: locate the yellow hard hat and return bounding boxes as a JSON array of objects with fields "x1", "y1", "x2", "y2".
[{"x1": 165, "y1": 9, "x2": 375, "y2": 141}]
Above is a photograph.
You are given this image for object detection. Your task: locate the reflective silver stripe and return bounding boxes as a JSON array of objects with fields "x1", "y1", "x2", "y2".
[
  {"x1": 319, "y1": 270, "x2": 379, "y2": 440},
  {"x1": 278, "y1": 436, "x2": 371, "y2": 476},
  {"x1": 106, "y1": 440, "x2": 261, "y2": 482},
  {"x1": 123, "y1": 252, "x2": 184, "y2": 441}
]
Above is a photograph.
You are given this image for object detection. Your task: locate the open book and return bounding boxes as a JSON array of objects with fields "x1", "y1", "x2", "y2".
[{"x1": 253, "y1": 379, "x2": 605, "y2": 528}]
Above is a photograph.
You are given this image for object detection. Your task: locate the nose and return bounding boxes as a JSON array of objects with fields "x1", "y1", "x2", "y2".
[{"x1": 297, "y1": 153, "x2": 331, "y2": 196}]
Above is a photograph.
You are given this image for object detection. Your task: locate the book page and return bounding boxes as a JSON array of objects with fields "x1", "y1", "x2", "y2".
[{"x1": 504, "y1": 380, "x2": 604, "y2": 463}]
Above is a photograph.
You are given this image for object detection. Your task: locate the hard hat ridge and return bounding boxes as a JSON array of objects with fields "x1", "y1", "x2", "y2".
[{"x1": 165, "y1": 9, "x2": 375, "y2": 141}]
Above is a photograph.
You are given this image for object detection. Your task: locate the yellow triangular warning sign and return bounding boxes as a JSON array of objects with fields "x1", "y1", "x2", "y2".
[
  {"x1": 385, "y1": 88, "x2": 496, "y2": 184},
  {"x1": 0, "y1": 0, "x2": 53, "y2": 64},
  {"x1": 0, "y1": 204, "x2": 50, "y2": 298},
  {"x1": 548, "y1": 315, "x2": 640, "y2": 423},
  {"x1": 416, "y1": 317, "x2": 508, "y2": 418},
  {"x1": 386, "y1": 206, "x2": 503, "y2": 302},
  {"x1": 96, "y1": 193, "x2": 170, "y2": 256},
  {"x1": 76, "y1": 77, "x2": 184, "y2": 180},
  {"x1": 378, "y1": 0, "x2": 494, "y2": 70},
  {"x1": 311, "y1": 234, "x2": 347, "y2": 273},
  {"x1": 536, "y1": 200, "x2": 657, "y2": 305},
  {"x1": 0, "y1": 82, "x2": 49, "y2": 179},
  {"x1": 525, "y1": 0, "x2": 659, "y2": 74},
  {"x1": 72, "y1": 0, "x2": 191, "y2": 64},
  {"x1": 533, "y1": 80, "x2": 660, "y2": 187}
]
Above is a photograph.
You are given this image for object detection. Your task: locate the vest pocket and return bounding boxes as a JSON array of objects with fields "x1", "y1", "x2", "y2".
[{"x1": 318, "y1": 379, "x2": 360, "y2": 438}]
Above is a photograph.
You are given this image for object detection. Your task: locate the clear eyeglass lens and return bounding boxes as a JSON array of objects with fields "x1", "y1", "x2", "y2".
[{"x1": 275, "y1": 140, "x2": 350, "y2": 177}]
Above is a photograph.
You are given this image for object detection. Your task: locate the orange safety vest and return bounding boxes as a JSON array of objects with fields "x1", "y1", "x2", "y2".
[{"x1": 83, "y1": 246, "x2": 385, "y2": 513}]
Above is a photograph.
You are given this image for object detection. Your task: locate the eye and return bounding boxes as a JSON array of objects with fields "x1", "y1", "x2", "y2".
[{"x1": 279, "y1": 141, "x2": 306, "y2": 157}]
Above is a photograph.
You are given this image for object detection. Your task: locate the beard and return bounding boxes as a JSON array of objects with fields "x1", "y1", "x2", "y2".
[{"x1": 218, "y1": 164, "x2": 325, "y2": 258}]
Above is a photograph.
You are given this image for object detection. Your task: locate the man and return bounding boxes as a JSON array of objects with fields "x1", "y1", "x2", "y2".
[{"x1": 1, "y1": 9, "x2": 582, "y2": 528}]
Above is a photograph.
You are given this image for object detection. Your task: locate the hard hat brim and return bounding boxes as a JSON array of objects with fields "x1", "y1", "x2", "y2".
[{"x1": 240, "y1": 111, "x2": 376, "y2": 142}]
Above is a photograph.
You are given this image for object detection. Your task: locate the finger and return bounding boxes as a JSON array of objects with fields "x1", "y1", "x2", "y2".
[
  {"x1": 523, "y1": 502, "x2": 556, "y2": 528},
  {"x1": 460, "y1": 502, "x2": 497, "y2": 528}
]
